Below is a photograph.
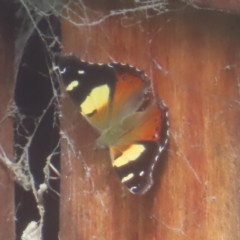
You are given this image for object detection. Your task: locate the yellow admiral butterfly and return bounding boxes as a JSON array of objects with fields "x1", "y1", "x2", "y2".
[{"x1": 54, "y1": 53, "x2": 169, "y2": 194}]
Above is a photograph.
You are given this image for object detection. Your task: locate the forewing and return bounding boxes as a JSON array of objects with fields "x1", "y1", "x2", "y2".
[
  {"x1": 55, "y1": 54, "x2": 150, "y2": 132},
  {"x1": 54, "y1": 54, "x2": 116, "y2": 131}
]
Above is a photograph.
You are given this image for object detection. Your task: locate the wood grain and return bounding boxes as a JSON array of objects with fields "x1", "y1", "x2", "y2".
[
  {"x1": 183, "y1": 0, "x2": 240, "y2": 13},
  {"x1": 59, "y1": 3, "x2": 240, "y2": 240},
  {"x1": 0, "y1": 3, "x2": 15, "y2": 240}
]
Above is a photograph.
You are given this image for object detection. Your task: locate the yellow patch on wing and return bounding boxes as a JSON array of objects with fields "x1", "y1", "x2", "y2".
[
  {"x1": 80, "y1": 85, "x2": 110, "y2": 115},
  {"x1": 121, "y1": 173, "x2": 134, "y2": 183},
  {"x1": 113, "y1": 144, "x2": 145, "y2": 167},
  {"x1": 66, "y1": 80, "x2": 79, "y2": 91}
]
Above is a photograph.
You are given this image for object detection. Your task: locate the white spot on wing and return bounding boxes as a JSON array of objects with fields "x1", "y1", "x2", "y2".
[
  {"x1": 53, "y1": 65, "x2": 66, "y2": 74},
  {"x1": 66, "y1": 80, "x2": 79, "y2": 91},
  {"x1": 121, "y1": 173, "x2": 134, "y2": 183},
  {"x1": 78, "y1": 70, "x2": 85, "y2": 74},
  {"x1": 59, "y1": 67, "x2": 66, "y2": 74},
  {"x1": 130, "y1": 186, "x2": 137, "y2": 192},
  {"x1": 159, "y1": 146, "x2": 164, "y2": 152}
]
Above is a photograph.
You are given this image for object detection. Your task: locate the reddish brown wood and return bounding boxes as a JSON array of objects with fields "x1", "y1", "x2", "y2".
[
  {"x1": 183, "y1": 0, "x2": 240, "y2": 13},
  {"x1": 0, "y1": 3, "x2": 15, "y2": 240},
  {"x1": 59, "y1": 3, "x2": 240, "y2": 240}
]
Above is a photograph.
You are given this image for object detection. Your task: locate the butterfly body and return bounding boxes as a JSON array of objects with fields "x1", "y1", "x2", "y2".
[{"x1": 54, "y1": 53, "x2": 169, "y2": 194}]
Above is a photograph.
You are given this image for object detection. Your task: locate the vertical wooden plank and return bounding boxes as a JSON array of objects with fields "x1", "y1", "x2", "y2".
[
  {"x1": 151, "y1": 10, "x2": 240, "y2": 239},
  {"x1": 0, "y1": 2, "x2": 15, "y2": 240},
  {"x1": 59, "y1": 3, "x2": 240, "y2": 240}
]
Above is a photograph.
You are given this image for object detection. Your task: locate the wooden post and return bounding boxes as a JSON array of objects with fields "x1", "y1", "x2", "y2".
[
  {"x1": 0, "y1": 3, "x2": 15, "y2": 240},
  {"x1": 59, "y1": 3, "x2": 240, "y2": 240},
  {"x1": 184, "y1": 0, "x2": 240, "y2": 13}
]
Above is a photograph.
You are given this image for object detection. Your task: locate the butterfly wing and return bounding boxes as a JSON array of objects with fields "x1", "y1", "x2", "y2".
[
  {"x1": 54, "y1": 54, "x2": 149, "y2": 132},
  {"x1": 110, "y1": 64, "x2": 150, "y2": 124},
  {"x1": 54, "y1": 53, "x2": 169, "y2": 194},
  {"x1": 54, "y1": 54, "x2": 116, "y2": 131},
  {"x1": 109, "y1": 100, "x2": 169, "y2": 194}
]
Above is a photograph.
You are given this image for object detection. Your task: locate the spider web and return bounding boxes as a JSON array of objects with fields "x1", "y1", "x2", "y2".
[{"x1": 0, "y1": 0, "x2": 239, "y2": 240}]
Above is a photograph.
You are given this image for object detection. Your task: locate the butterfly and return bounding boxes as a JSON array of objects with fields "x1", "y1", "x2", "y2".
[{"x1": 54, "y1": 53, "x2": 169, "y2": 194}]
